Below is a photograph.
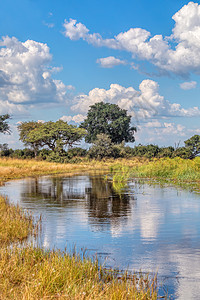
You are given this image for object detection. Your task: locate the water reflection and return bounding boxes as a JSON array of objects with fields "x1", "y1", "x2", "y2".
[
  {"x1": 1, "y1": 174, "x2": 200, "y2": 299},
  {"x1": 20, "y1": 175, "x2": 135, "y2": 230}
]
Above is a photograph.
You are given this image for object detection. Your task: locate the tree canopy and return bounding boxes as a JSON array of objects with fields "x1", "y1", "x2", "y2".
[
  {"x1": 18, "y1": 121, "x2": 43, "y2": 157},
  {"x1": 0, "y1": 114, "x2": 11, "y2": 134},
  {"x1": 18, "y1": 120, "x2": 86, "y2": 155},
  {"x1": 80, "y1": 102, "x2": 136, "y2": 144},
  {"x1": 184, "y1": 135, "x2": 200, "y2": 158}
]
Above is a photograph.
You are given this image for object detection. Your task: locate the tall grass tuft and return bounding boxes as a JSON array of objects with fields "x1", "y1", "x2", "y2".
[
  {"x1": 0, "y1": 196, "x2": 34, "y2": 245},
  {"x1": 132, "y1": 157, "x2": 200, "y2": 182},
  {"x1": 0, "y1": 245, "x2": 157, "y2": 299}
]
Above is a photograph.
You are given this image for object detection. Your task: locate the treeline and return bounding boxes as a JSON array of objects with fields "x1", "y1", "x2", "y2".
[
  {"x1": 1, "y1": 133, "x2": 199, "y2": 162},
  {"x1": 0, "y1": 103, "x2": 200, "y2": 162}
]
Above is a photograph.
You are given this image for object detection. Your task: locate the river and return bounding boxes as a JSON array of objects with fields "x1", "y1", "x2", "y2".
[{"x1": 1, "y1": 173, "x2": 200, "y2": 299}]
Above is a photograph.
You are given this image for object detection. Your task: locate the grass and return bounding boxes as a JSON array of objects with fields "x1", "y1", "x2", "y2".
[
  {"x1": 0, "y1": 245, "x2": 157, "y2": 300},
  {"x1": 131, "y1": 157, "x2": 200, "y2": 181},
  {"x1": 0, "y1": 196, "x2": 35, "y2": 245},
  {"x1": 110, "y1": 157, "x2": 200, "y2": 192},
  {"x1": 0, "y1": 157, "x2": 147, "y2": 183}
]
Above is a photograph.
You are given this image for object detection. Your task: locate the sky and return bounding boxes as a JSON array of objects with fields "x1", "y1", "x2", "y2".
[{"x1": 0, "y1": 0, "x2": 200, "y2": 148}]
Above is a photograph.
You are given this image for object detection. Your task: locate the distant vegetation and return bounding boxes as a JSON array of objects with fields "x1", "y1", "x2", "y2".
[
  {"x1": 0, "y1": 103, "x2": 200, "y2": 161},
  {"x1": 1, "y1": 135, "x2": 200, "y2": 162}
]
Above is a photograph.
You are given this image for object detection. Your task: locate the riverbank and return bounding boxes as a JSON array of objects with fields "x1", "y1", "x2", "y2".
[
  {"x1": 0, "y1": 157, "x2": 146, "y2": 182},
  {"x1": 0, "y1": 244, "x2": 157, "y2": 299},
  {"x1": 0, "y1": 195, "x2": 35, "y2": 245},
  {"x1": 111, "y1": 157, "x2": 200, "y2": 192},
  {"x1": 0, "y1": 157, "x2": 157, "y2": 299}
]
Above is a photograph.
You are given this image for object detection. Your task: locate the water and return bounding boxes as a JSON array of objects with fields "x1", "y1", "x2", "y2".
[{"x1": 1, "y1": 173, "x2": 200, "y2": 299}]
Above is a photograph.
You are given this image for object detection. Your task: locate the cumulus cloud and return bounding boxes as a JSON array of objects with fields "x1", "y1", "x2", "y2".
[
  {"x1": 96, "y1": 56, "x2": 126, "y2": 68},
  {"x1": 0, "y1": 100, "x2": 26, "y2": 115},
  {"x1": 0, "y1": 36, "x2": 70, "y2": 114},
  {"x1": 180, "y1": 81, "x2": 197, "y2": 90},
  {"x1": 72, "y1": 79, "x2": 200, "y2": 119},
  {"x1": 135, "y1": 121, "x2": 187, "y2": 144},
  {"x1": 63, "y1": 2, "x2": 200, "y2": 77},
  {"x1": 60, "y1": 114, "x2": 85, "y2": 123}
]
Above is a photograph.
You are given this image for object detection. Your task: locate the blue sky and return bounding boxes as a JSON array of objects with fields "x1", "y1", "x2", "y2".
[{"x1": 0, "y1": 0, "x2": 200, "y2": 148}]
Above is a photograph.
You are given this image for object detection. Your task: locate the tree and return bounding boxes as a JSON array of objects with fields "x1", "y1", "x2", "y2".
[
  {"x1": 88, "y1": 134, "x2": 115, "y2": 159},
  {"x1": 20, "y1": 120, "x2": 86, "y2": 154},
  {"x1": 80, "y1": 102, "x2": 136, "y2": 144},
  {"x1": 18, "y1": 121, "x2": 43, "y2": 157},
  {"x1": 0, "y1": 114, "x2": 11, "y2": 134},
  {"x1": 184, "y1": 135, "x2": 200, "y2": 158}
]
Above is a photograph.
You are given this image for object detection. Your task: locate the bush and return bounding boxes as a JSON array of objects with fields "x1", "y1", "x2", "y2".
[
  {"x1": 158, "y1": 146, "x2": 174, "y2": 158},
  {"x1": 131, "y1": 144, "x2": 160, "y2": 158},
  {"x1": 0, "y1": 144, "x2": 13, "y2": 157},
  {"x1": 38, "y1": 149, "x2": 52, "y2": 160},
  {"x1": 88, "y1": 134, "x2": 115, "y2": 159},
  {"x1": 173, "y1": 147, "x2": 193, "y2": 159},
  {"x1": 11, "y1": 148, "x2": 35, "y2": 159},
  {"x1": 66, "y1": 147, "x2": 87, "y2": 159}
]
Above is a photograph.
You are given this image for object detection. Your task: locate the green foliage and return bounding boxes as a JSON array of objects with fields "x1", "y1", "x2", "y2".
[
  {"x1": 11, "y1": 148, "x2": 35, "y2": 159},
  {"x1": 184, "y1": 135, "x2": 200, "y2": 157},
  {"x1": 0, "y1": 114, "x2": 10, "y2": 134},
  {"x1": 158, "y1": 146, "x2": 174, "y2": 158},
  {"x1": 132, "y1": 144, "x2": 160, "y2": 158},
  {"x1": 0, "y1": 144, "x2": 13, "y2": 157},
  {"x1": 66, "y1": 147, "x2": 87, "y2": 158},
  {"x1": 88, "y1": 134, "x2": 115, "y2": 159},
  {"x1": 18, "y1": 120, "x2": 86, "y2": 155},
  {"x1": 173, "y1": 147, "x2": 193, "y2": 159},
  {"x1": 18, "y1": 121, "x2": 43, "y2": 157},
  {"x1": 38, "y1": 149, "x2": 51, "y2": 160},
  {"x1": 80, "y1": 102, "x2": 136, "y2": 144}
]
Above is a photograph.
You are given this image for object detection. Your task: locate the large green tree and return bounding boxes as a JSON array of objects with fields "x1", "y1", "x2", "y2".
[
  {"x1": 80, "y1": 102, "x2": 136, "y2": 144},
  {"x1": 0, "y1": 114, "x2": 11, "y2": 134},
  {"x1": 184, "y1": 135, "x2": 200, "y2": 158},
  {"x1": 18, "y1": 121, "x2": 43, "y2": 157},
  {"x1": 19, "y1": 120, "x2": 86, "y2": 154}
]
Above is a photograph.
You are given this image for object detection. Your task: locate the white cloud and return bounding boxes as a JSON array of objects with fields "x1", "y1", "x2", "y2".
[
  {"x1": 72, "y1": 79, "x2": 200, "y2": 119},
  {"x1": 96, "y1": 56, "x2": 126, "y2": 68},
  {"x1": 63, "y1": 18, "x2": 89, "y2": 40},
  {"x1": 180, "y1": 81, "x2": 197, "y2": 90},
  {"x1": 66, "y1": 85, "x2": 75, "y2": 90},
  {"x1": 43, "y1": 21, "x2": 55, "y2": 28},
  {"x1": 0, "y1": 100, "x2": 26, "y2": 115},
  {"x1": 135, "y1": 121, "x2": 187, "y2": 145},
  {"x1": 63, "y1": 2, "x2": 200, "y2": 77},
  {"x1": 0, "y1": 36, "x2": 70, "y2": 115},
  {"x1": 144, "y1": 121, "x2": 162, "y2": 128},
  {"x1": 60, "y1": 114, "x2": 85, "y2": 123}
]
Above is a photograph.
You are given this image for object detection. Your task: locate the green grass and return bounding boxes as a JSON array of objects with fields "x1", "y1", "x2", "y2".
[
  {"x1": 110, "y1": 157, "x2": 200, "y2": 192},
  {"x1": 132, "y1": 157, "x2": 200, "y2": 181}
]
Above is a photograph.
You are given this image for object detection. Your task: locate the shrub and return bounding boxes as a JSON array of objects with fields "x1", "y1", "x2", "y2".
[
  {"x1": 0, "y1": 144, "x2": 13, "y2": 157},
  {"x1": 66, "y1": 147, "x2": 87, "y2": 158}
]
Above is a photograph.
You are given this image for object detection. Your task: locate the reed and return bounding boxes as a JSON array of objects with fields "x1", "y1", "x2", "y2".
[
  {"x1": 0, "y1": 245, "x2": 157, "y2": 299},
  {"x1": 0, "y1": 196, "x2": 34, "y2": 245},
  {"x1": 132, "y1": 157, "x2": 200, "y2": 182},
  {"x1": 110, "y1": 157, "x2": 200, "y2": 192}
]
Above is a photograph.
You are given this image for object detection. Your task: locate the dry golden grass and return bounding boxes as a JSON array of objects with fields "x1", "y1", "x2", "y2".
[
  {"x1": 0, "y1": 157, "x2": 146, "y2": 182},
  {"x1": 0, "y1": 196, "x2": 34, "y2": 245},
  {"x1": 0, "y1": 245, "x2": 157, "y2": 300}
]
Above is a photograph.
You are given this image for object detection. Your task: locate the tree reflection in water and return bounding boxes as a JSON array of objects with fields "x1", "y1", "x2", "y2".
[{"x1": 20, "y1": 174, "x2": 136, "y2": 229}]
